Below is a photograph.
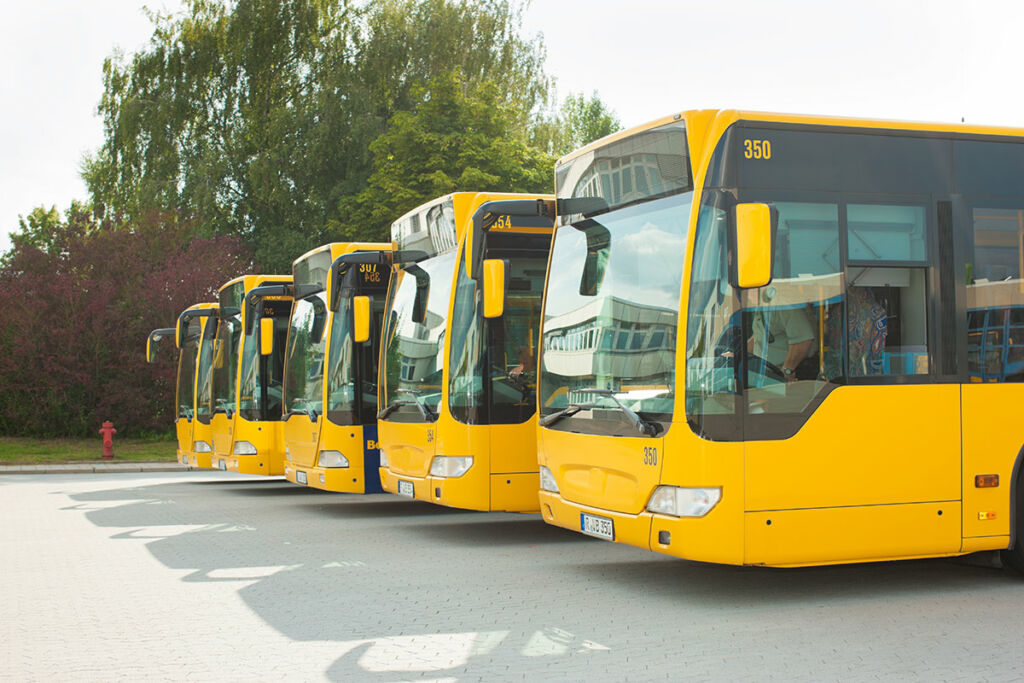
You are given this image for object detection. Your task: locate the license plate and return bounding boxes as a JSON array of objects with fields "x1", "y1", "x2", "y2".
[
  {"x1": 296, "y1": 470, "x2": 307, "y2": 485},
  {"x1": 580, "y1": 513, "x2": 614, "y2": 541},
  {"x1": 397, "y1": 480, "x2": 414, "y2": 497},
  {"x1": 217, "y1": 460, "x2": 226, "y2": 470}
]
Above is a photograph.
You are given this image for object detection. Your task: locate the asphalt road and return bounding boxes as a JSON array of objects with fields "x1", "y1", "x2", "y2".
[{"x1": 2, "y1": 471, "x2": 1022, "y2": 681}]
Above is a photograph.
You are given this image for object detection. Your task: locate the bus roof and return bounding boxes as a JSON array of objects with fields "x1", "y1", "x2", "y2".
[{"x1": 557, "y1": 109, "x2": 1024, "y2": 167}]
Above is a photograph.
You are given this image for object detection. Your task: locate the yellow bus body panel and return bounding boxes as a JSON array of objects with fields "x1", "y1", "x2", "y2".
[
  {"x1": 745, "y1": 385, "x2": 961, "y2": 511},
  {"x1": 189, "y1": 420, "x2": 215, "y2": 469},
  {"x1": 210, "y1": 413, "x2": 233, "y2": 464},
  {"x1": 743, "y1": 502, "x2": 962, "y2": 567},
  {"x1": 226, "y1": 417, "x2": 284, "y2": 475},
  {"x1": 286, "y1": 421, "x2": 373, "y2": 493},
  {"x1": 175, "y1": 417, "x2": 192, "y2": 466},
  {"x1": 283, "y1": 413, "x2": 319, "y2": 469},
  {"x1": 961, "y1": 383, "x2": 1019, "y2": 542},
  {"x1": 539, "y1": 427, "x2": 663, "y2": 515}
]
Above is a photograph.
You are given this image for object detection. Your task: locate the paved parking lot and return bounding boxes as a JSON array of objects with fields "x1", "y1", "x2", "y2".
[{"x1": 2, "y1": 471, "x2": 1022, "y2": 681}]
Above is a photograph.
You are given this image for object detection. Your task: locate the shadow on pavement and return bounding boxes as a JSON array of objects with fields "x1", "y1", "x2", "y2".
[
  {"x1": 412, "y1": 517, "x2": 594, "y2": 547},
  {"x1": 566, "y1": 553, "x2": 1011, "y2": 607}
]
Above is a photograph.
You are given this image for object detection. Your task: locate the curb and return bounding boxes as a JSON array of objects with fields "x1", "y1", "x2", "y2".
[{"x1": 0, "y1": 463, "x2": 195, "y2": 475}]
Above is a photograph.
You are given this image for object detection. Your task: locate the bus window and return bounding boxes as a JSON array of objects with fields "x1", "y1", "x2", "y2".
[{"x1": 968, "y1": 206, "x2": 1024, "y2": 381}]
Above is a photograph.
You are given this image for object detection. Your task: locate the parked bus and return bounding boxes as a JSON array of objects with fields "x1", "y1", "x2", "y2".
[
  {"x1": 209, "y1": 275, "x2": 293, "y2": 475},
  {"x1": 376, "y1": 192, "x2": 553, "y2": 511},
  {"x1": 146, "y1": 302, "x2": 219, "y2": 468},
  {"x1": 281, "y1": 242, "x2": 392, "y2": 492},
  {"x1": 536, "y1": 110, "x2": 1024, "y2": 573}
]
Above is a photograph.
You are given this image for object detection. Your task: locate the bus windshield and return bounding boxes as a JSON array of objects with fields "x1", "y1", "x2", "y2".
[
  {"x1": 540, "y1": 120, "x2": 692, "y2": 435},
  {"x1": 381, "y1": 251, "x2": 457, "y2": 422},
  {"x1": 176, "y1": 318, "x2": 201, "y2": 419},
  {"x1": 239, "y1": 298, "x2": 290, "y2": 421},
  {"x1": 283, "y1": 292, "x2": 327, "y2": 417},
  {"x1": 196, "y1": 318, "x2": 217, "y2": 422},
  {"x1": 448, "y1": 231, "x2": 551, "y2": 424},
  {"x1": 212, "y1": 310, "x2": 242, "y2": 415}
]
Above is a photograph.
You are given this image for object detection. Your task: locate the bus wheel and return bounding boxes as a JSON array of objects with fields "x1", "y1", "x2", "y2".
[{"x1": 1002, "y1": 476, "x2": 1024, "y2": 576}]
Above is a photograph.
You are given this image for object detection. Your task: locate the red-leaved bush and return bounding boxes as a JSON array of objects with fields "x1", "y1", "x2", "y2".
[{"x1": 0, "y1": 208, "x2": 251, "y2": 437}]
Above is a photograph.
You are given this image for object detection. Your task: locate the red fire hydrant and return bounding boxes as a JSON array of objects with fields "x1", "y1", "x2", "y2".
[{"x1": 99, "y1": 421, "x2": 117, "y2": 460}]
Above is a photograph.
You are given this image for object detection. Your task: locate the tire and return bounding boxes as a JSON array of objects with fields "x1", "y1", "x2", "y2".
[{"x1": 1002, "y1": 471, "x2": 1024, "y2": 576}]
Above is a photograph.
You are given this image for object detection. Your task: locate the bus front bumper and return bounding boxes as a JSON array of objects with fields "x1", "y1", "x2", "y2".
[
  {"x1": 285, "y1": 463, "x2": 366, "y2": 493},
  {"x1": 224, "y1": 454, "x2": 279, "y2": 476},
  {"x1": 539, "y1": 490, "x2": 653, "y2": 549},
  {"x1": 380, "y1": 468, "x2": 434, "y2": 503},
  {"x1": 539, "y1": 490, "x2": 743, "y2": 564}
]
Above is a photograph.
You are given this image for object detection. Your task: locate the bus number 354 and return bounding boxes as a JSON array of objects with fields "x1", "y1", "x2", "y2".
[{"x1": 643, "y1": 446, "x2": 658, "y2": 466}]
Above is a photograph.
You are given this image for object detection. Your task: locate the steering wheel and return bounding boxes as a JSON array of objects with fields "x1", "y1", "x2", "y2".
[{"x1": 746, "y1": 355, "x2": 788, "y2": 384}]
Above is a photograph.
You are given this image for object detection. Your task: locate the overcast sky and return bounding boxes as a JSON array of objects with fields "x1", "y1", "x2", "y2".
[{"x1": 3, "y1": 0, "x2": 1021, "y2": 253}]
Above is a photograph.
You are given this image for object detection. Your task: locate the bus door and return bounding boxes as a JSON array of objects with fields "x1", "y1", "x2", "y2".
[
  {"x1": 960, "y1": 197, "x2": 1024, "y2": 544},
  {"x1": 741, "y1": 193, "x2": 961, "y2": 562}
]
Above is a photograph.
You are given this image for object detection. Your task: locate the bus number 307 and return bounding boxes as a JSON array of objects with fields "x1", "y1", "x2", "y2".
[{"x1": 643, "y1": 446, "x2": 658, "y2": 466}]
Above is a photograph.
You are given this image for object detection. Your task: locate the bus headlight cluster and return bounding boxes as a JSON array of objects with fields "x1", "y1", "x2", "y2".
[
  {"x1": 378, "y1": 449, "x2": 389, "y2": 468},
  {"x1": 646, "y1": 486, "x2": 721, "y2": 517},
  {"x1": 539, "y1": 465, "x2": 560, "y2": 493},
  {"x1": 193, "y1": 440, "x2": 212, "y2": 453},
  {"x1": 318, "y1": 450, "x2": 349, "y2": 468},
  {"x1": 429, "y1": 456, "x2": 473, "y2": 478},
  {"x1": 233, "y1": 441, "x2": 257, "y2": 455}
]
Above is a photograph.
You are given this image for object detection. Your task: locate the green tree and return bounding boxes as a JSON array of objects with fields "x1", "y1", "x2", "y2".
[
  {"x1": 533, "y1": 91, "x2": 622, "y2": 157},
  {"x1": 85, "y1": 0, "x2": 555, "y2": 271},
  {"x1": 337, "y1": 73, "x2": 554, "y2": 242}
]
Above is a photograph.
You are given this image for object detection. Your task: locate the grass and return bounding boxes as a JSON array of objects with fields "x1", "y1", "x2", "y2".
[{"x1": 0, "y1": 436, "x2": 178, "y2": 464}]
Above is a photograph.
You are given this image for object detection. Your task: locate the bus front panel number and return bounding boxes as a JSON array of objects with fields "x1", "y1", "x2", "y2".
[
  {"x1": 743, "y1": 139, "x2": 772, "y2": 160},
  {"x1": 643, "y1": 446, "x2": 658, "y2": 466}
]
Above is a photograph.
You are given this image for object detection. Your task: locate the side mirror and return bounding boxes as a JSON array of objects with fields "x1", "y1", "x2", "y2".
[
  {"x1": 260, "y1": 317, "x2": 274, "y2": 356},
  {"x1": 733, "y1": 203, "x2": 776, "y2": 289},
  {"x1": 147, "y1": 328, "x2": 175, "y2": 363},
  {"x1": 482, "y1": 259, "x2": 506, "y2": 319},
  {"x1": 353, "y1": 296, "x2": 371, "y2": 343},
  {"x1": 176, "y1": 318, "x2": 184, "y2": 348}
]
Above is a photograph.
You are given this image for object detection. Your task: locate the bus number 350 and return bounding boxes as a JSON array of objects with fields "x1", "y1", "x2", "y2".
[
  {"x1": 743, "y1": 139, "x2": 772, "y2": 160},
  {"x1": 643, "y1": 446, "x2": 658, "y2": 466}
]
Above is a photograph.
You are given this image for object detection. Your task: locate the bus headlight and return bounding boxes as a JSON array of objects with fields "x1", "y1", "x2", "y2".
[
  {"x1": 233, "y1": 441, "x2": 257, "y2": 455},
  {"x1": 646, "y1": 486, "x2": 721, "y2": 517},
  {"x1": 193, "y1": 440, "x2": 212, "y2": 453},
  {"x1": 539, "y1": 465, "x2": 560, "y2": 493},
  {"x1": 429, "y1": 456, "x2": 473, "y2": 478},
  {"x1": 378, "y1": 449, "x2": 389, "y2": 468},
  {"x1": 318, "y1": 450, "x2": 349, "y2": 468}
]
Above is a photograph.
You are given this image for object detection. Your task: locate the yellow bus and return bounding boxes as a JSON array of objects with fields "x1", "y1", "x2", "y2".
[
  {"x1": 536, "y1": 110, "x2": 1024, "y2": 573},
  {"x1": 209, "y1": 274, "x2": 293, "y2": 475},
  {"x1": 377, "y1": 192, "x2": 554, "y2": 511},
  {"x1": 281, "y1": 242, "x2": 393, "y2": 492},
  {"x1": 146, "y1": 302, "x2": 219, "y2": 468}
]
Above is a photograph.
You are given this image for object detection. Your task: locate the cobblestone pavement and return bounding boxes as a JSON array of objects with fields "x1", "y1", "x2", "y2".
[{"x1": 2, "y1": 472, "x2": 1022, "y2": 682}]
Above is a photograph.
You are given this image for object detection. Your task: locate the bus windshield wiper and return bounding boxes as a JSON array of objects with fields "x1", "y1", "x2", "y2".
[
  {"x1": 539, "y1": 402, "x2": 596, "y2": 428},
  {"x1": 398, "y1": 389, "x2": 438, "y2": 421},
  {"x1": 377, "y1": 399, "x2": 409, "y2": 420},
  {"x1": 576, "y1": 388, "x2": 660, "y2": 436}
]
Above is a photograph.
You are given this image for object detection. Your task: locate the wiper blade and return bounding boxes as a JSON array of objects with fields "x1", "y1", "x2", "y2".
[
  {"x1": 576, "y1": 389, "x2": 660, "y2": 436},
  {"x1": 539, "y1": 402, "x2": 596, "y2": 428},
  {"x1": 398, "y1": 389, "x2": 438, "y2": 421},
  {"x1": 376, "y1": 400, "x2": 406, "y2": 420}
]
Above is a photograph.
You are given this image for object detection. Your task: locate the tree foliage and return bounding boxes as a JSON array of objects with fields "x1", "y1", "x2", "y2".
[
  {"x1": 0, "y1": 206, "x2": 251, "y2": 437},
  {"x1": 338, "y1": 73, "x2": 555, "y2": 241},
  {"x1": 85, "y1": 0, "x2": 563, "y2": 270}
]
